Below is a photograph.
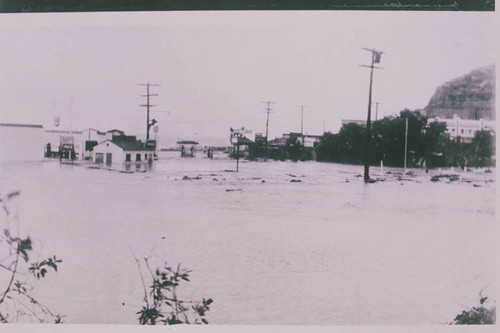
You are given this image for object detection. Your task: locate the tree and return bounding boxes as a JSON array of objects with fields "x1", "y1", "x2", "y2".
[
  {"x1": 0, "y1": 191, "x2": 63, "y2": 323},
  {"x1": 316, "y1": 132, "x2": 339, "y2": 162},
  {"x1": 423, "y1": 121, "x2": 449, "y2": 168},
  {"x1": 285, "y1": 136, "x2": 303, "y2": 161},
  {"x1": 469, "y1": 130, "x2": 494, "y2": 166},
  {"x1": 336, "y1": 123, "x2": 365, "y2": 164},
  {"x1": 135, "y1": 255, "x2": 213, "y2": 325}
]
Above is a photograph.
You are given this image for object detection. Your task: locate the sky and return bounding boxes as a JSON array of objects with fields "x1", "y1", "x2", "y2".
[{"x1": 0, "y1": 10, "x2": 496, "y2": 147}]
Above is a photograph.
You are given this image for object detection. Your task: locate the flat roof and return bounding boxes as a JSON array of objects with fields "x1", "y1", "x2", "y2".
[
  {"x1": 0, "y1": 123, "x2": 43, "y2": 129},
  {"x1": 45, "y1": 130, "x2": 83, "y2": 134}
]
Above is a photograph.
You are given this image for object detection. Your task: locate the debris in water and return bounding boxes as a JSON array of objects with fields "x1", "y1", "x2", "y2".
[
  {"x1": 287, "y1": 173, "x2": 305, "y2": 178},
  {"x1": 430, "y1": 174, "x2": 459, "y2": 182},
  {"x1": 182, "y1": 175, "x2": 201, "y2": 180},
  {"x1": 226, "y1": 188, "x2": 242, "y2": 192}
]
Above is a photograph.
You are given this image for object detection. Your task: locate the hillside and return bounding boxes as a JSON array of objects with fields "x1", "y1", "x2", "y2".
[{"x1": 425, "y1": 65, "x2": 495, "y2": 120}]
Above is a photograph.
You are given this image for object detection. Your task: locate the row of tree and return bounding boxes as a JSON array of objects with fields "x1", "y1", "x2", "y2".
[{"x1": 315, "y1": 110, "x2": 495, "y2": 168}]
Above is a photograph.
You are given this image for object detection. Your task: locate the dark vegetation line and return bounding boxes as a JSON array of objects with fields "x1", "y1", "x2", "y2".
[
  {"x1": 244, "y1": 109, "x2": 494, "y2": 169},
  {"x1": 315, "y1": 110, "x2": 494, "y2": 168}
]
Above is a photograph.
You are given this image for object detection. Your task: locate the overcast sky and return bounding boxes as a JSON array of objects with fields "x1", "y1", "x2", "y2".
[{"x1": 0, "y1": 11, "x2": 496, "y2": 146}]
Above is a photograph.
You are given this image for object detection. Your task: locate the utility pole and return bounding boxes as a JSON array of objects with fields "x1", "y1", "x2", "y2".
[
  {"x1": 361, "y1": 48, "x2": 384, "y2": 182},
  {"x1": 374, "y1": 102, "x2": 381, "y2": 121},
  {"x1": 139, "y1": 83, "x2": 160, "y2": 140},
  {"x1": 300, "y1": 105, "x2": 307, "y2": 145},
  {"x1": 404, "y1": 117, "x2": 408, "y2": 174},
  {"x1": 262, "y1": 101, "x2": 276, "y2": 160}
]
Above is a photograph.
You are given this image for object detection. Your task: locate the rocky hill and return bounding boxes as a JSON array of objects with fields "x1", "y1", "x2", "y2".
[{"x1": 425, "y1": 64, "x2": 495, "y2": 120}]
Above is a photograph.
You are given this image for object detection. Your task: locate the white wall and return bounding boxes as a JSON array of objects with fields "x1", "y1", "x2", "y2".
[
  {"x1": 0, "y1": 124, "x2": 45, "y2": 162},
  {"x1": 44, "y1": 130, "x2": 84, "y2": 154},
  {"x1": 93, "y1": 141, "x2": 125, "y2": 164},
  {"x1": 80, "y1": 129, "x2": 106, "y2": 160}
]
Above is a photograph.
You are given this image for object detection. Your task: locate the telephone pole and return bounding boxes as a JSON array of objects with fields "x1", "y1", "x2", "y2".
[
  {"x1": 361, "y1": 48, "x2": 384, "y2": 182},
  {"x1": 300, "y1": 105, "x2": 307, "y2": 145},
  {"x1": 374, "y1": 102, "x2": 381, "y2": 121},
  {"x1": 139, "y1": 83, "x2": 161, "y2": 140},
  {"x1": 262, "y1": 101, "x2": 276, "y2": 159}
]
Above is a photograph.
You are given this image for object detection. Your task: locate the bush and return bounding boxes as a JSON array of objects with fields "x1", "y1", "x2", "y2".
[
  {"x1": 0, "y1": 191, "x2": 63, "y2": 323},
  {"x1": 135, "y1": 255, "x2": 213, "y2": 325},
  {"x1": 452, "y1": 296, "x2": 496, "y2": 325}
]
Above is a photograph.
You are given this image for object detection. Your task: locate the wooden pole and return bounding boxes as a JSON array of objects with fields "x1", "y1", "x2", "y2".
[
  {"x1": 404, "y1": 117, "x2": 408, "y2": 174},
  {"x1": 364, "y1": 55, "x2": 375, "y2": 182},
  {"x1": 361, "y1": 48, "x2": 383, "y2": 182},
  {"x1": 236, "y1": 135, "x2": 240, "y2": 172}
]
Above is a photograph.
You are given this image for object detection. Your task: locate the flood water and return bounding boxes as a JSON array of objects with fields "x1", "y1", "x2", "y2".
[{"x1": 0, "y1": 152, "x2": 496, "y2": 325}]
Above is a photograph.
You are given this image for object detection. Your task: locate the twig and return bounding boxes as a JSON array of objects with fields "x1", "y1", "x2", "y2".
[
  {"x1": 130, "y1": 247, "x2": 150, "y2": 308},
  {"x1": 0, "y1": 251, "x2": 20, "y2": 304}
]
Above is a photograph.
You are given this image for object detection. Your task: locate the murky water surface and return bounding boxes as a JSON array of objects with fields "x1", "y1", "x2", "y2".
[{"x1": 0, "y1": 152, "x2": 496, "y2": 325}]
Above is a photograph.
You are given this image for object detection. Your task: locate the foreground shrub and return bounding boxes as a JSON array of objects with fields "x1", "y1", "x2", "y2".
[
  {"x1": 452, "y1": 295, "x2": 496, "y2": 325},
  {"x1": 0, "y1": 191, "x2": 63, "y2": 323},
  {"x1": 135, "y1": 255, "x2": 213, "y2": 325}
]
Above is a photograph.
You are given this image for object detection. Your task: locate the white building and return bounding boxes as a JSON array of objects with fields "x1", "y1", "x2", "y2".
[
  {"x1": 44, "y1": 128, "x2": 108, "y2": 160},
  {"x1": 428, "y1": 115, "x2": 495, "y2": 143},
  {"x1": 80, "y1": 128, "x2": 106, "y2": 160},
  {"x1": 92, "y1": 136, "x2": 154, "y2": 165},
  {"x1": 44, "y1": 129, "x2": 83, "y2": 158},
  {"x1": 105, "y1": 129, "x2": 125, "y2": 141},
  {"x1": 0, "y1": 123, "x2": 45, "y2": 162},
  {"x1": 341, "y1": 119, "x2": 366, "y2": 127}
]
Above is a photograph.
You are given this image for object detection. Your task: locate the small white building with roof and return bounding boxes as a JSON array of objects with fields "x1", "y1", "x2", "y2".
[{"x1": 92, "y1": 134, "x2": 155, "y2": 165}]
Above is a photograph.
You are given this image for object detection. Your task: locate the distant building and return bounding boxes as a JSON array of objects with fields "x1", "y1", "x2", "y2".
[
  {"x1": 269, "y1": 132, "x2": 321, "y2": 148},
  {"x1": 44, "y1": 128, "x2": 109, "y2": 160},
  {"x1": 44, "y1": 129, "x2": 83, "y2": 159},
  {"x1": 105, "y1": 129, "x2": 125, "y2": 141},
  {"x1": 0, "y1": 123, "x2": 45, "y2": 162},
  {"x1": 428, "y1": 114, "x2": 495, "y2": 143},
  {"x1": 267, "y1": 132, "x2": 321, "y2": 160},
  {"x1": 80, "y1": 128, "x2": 107, "y2": 160},
  {"x1": 341, "y1": 119, "x2": 366, "y2": 127},
  {"x1": 92, "y1": 135, "x2": 154, "y2": 165},
  {"x1": 176, "y1": 140, "x2": 199, "y2": 157}
]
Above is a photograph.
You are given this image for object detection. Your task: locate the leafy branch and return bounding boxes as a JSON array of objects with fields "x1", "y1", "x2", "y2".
[
  {"x1": 134, "y1": 254, "x2": 213, "y2": 325},
  {"x1": 0, "y1": 190, "x2": 63, "y2": 323},
  {"x1": 452, "y1": 292, "x2": 496, "y2": 325}
]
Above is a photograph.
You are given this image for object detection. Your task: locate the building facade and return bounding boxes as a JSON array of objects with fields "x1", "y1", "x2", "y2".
[
  {"x1": 92, "y1": 135, "x2": 154, "y2": 165},
  {"x1": 0, "y1": 123, "x2": 45, "y2": 162},
  {"x1": 428, "y1": 115, "x2": 495, "y2": 143}
]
